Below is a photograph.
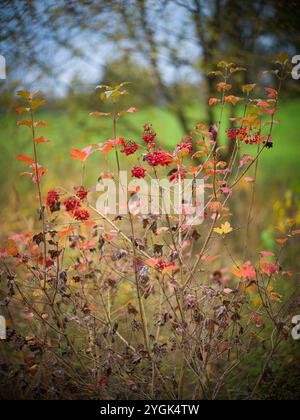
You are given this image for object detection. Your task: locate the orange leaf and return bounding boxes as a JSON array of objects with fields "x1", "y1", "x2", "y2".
[
  {"x1": 17, "y1": 120, "x2": 32, "y2": 127},
  {"x1": 16, "y1": 107, "x2": 27, "y2": 114},
  {"x1": 59, "y1": 227, "x2": 75, "y2": 238},
  {"x1": 99, "y1": 144, "x2": 114, "y2": 154},
  {"x1": 264, "y1": 87, "x2": 278, "y2": 99},
  {"x1": 225, "y1": 95, "x2": 241, "y2": 105},
  {"x1": 16, "y1": 155, "x2": 35, "y2": 164},
  {"x1": 30, "y1": 99, "x2": 45, "y2": 110},
  {"x1": 35, "y1": 121, "x2": 46, "y2": 127},
  {"x1": 256, "y1": 100, "x2": 271, "y2": 107},
  {"x1": 209, "y1": 98, "x2": 220, "y2": 106},
  {"x1": 70, "y1": 149, "x2": 87, "y2": 162},
  {"x1": 103, "y1": 232, "x2": 117, "y2": 241},
  {"x1": 34, "y1": 136, "x2": 49, "y2": 143},
  {"x1": 5, "y1": 239, "x2": 18, "y2": 257},
  {"x1": 217, "y1": 82, "x2": 232, "y2": 92},
  {"x1": 16, "y1": 90, "x2": 31, "y2": 99},
  {"x1": 193, "y1": 149, "x2": 210, "y2": 158},
  {"x1": 84, "y1": 221, "x2": 96, "y2": 228},
  {"x1": 146, "y1": 258, "x2": 158, "y2": 268},
  {"x1": 89, "y1": 112, "x2": 111, "y2": 117},
  {"x1": 276, "y1": 238, "x2": 288, "y2": 245},
  {"x1": 162, "y1": 264, "x2": 179, "y2": 275}
]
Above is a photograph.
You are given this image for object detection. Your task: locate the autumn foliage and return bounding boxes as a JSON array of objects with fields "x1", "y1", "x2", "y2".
[{"x1": 0, "y1": 57, "x2": 299, "y2": 400}]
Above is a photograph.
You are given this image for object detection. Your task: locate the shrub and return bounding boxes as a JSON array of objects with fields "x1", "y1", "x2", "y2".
[{"x1": 0, "y1": 57, "x2": 299, "y2": 400}]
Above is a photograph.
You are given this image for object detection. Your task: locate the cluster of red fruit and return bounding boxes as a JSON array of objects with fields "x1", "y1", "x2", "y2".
[
  {"x1": 131, "y1": 166, "x2": 147, "y2": 179},
  {"x1": 143, "y1": 124, "x2": 157, "y2": 146},
  {"x1": 46, "y1": 187, "x2": 90, "y2": 221},
  {"x1": 46, "y1": 190, "x2": 60, "y2": 213},
  {"x1": 155, "y1": 258, "x2": 174, "y2": 272},
  {"x1": 120, "y1": 141, "x2": 139, "y2": 156},
  {"x1": 144, "y1": 150, "x2": 173, "y2": 167},
  {"x1": 227, "y1": 127, "x2": 263, "y2": 145}
]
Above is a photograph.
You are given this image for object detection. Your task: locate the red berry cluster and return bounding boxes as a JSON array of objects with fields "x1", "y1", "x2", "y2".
[
  {"x1": 244, "y1": 130, "x2": 262, "y2": 145},
  {"x1": 63, "y1": 197, "x2": 81, "y2": 212},
  {"x1": 63, "y1": 196, "x2": 90, "y2": 221},
  {"x1": 227, "y1": 127, "x2": 263, "y2": 145},
  {"x1": 120, "y1": 142, "x2": 139, "y2": 156},
  {"x1": 155, "y1": 258, "x2": 174, "y2": 272},
  {"x1": 46, "y1": 190, "x2": 60, "y2": 213},
  {"x1": 227, "y1": 127, "x2": 249, "y2": 141},
  {"x1": 73, "y1": 209, "x2": 90, "y2": 221},
  {"x1": 75, "y1": 186, "x2": 88, "y2": 200},
  {"x1": 143, "y1": 124, "x2": 157, "y2": 145},
  {"x1": 145, "y1": 150, "x2": 173, "y2": 167},
  {"x1": 131, "y1": 166, "x2": 147, "y2": 179},
  {"x1": 156, "y1": 258, "x2": 166, "y2": 271}
]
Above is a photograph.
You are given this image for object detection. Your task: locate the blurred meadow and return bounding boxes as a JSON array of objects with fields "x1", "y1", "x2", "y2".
[{"x1": 1, "y1": 98, "x2": 300, "y2": 238}]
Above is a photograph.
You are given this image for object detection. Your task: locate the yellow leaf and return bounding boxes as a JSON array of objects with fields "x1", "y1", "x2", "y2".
[
  {"x1": 214, "y1": 222, "x2": 233, "y2": 236},
  {"x1": 275, "y1": 52, "x2": 289, "y2": 64},
  {"x1": 30, "y1": 99, "x2": 45, "y2": 110},
  {"x1": 16, "y1": 90, "x2": 31, "y2": 99},
  {"x1": 242, "y1": 84, "x2": 256, "y2": 93},
  {"x1": 162, "y1": 264, "x2": 179, "y2": 275},
  {"x1": 230, "y1": 67, "x2": 247, "y2": 73},
  {"x1": 225, "y1": 95, "x2": 242, "y2": 105}
]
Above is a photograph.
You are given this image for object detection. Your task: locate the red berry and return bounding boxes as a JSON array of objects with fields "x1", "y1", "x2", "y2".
[
  {"x1": 145, "y1": 150, "x2": 173, "y2": 167},
  {"x1": 63, "y1": 197, "x2": 81, "y2": 212},
  {"x1": 120, "y1": 142, "x2": 138, "y2": 156},
  {"x1": 143, "y1": 124, "x2": 157, "y2": 144},
  {"x1": 73, "y1": 209, "x2": 90, "y2": 221},
  {"x1": 76, "y1": 186, "x2": 88, "y2": 201},
  {"x1": 46, "y1": 190, "x2": 60, "y2": 213},
  {"x1": 131, "y1": 166, "x2": 147, "y2": 179}
]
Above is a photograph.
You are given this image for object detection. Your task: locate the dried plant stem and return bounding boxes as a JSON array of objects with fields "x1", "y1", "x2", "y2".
[{"x1": 30, "y1": 110, "x2": 47, "y2": 288}]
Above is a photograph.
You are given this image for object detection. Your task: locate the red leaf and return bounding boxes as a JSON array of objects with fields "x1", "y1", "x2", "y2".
[
  {"x1": 209, "y1": 98, "x2": 220, "y2": 106},
  {"x1": 84, "y1": 221, "x2": 96, "y2": 228},
  {"x1": 260, "y1": 251, "x2": 275, "y2": 257},
  {"x1": 126, "y1": 107, "x2": 138, "y2": 113},
  {"x1": 5, "y1": 239, "x2": 18, "y2": 257},
  {"x1": 59, "y1": 227, "x2": 75, "y2": 238},
  {"x1": 17, "y1": 120, "x2": 32, "y2": 127},
  {"x1": 162, "y1": 263, "x2": 179, "y2": 275},
  {"x1": 256, "y1": 100, "x2": 270, "y2": 107},
  {"x1": 99, "y1": 143, "x2": 114, "y2": 154},
  {"x1": 35, "y1": 121, "x2": 46, "y2": 127},
  {"x1": 16, "y1": 155, "x2": 35, "y2": 164},
  {"x1": 34, "y1": 136, "x2": 50, "y2": 143},
  {"x1": 70, "y1": 149, "x2": 88, "y2": 162},
  {"x1": 264, "y1": 87, "x2": 278, "y2": 99}
]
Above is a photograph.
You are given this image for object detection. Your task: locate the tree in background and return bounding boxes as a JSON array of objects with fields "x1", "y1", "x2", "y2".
[{"x1": 1, "y1": 0, "x2": 300, "y2": 132}]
